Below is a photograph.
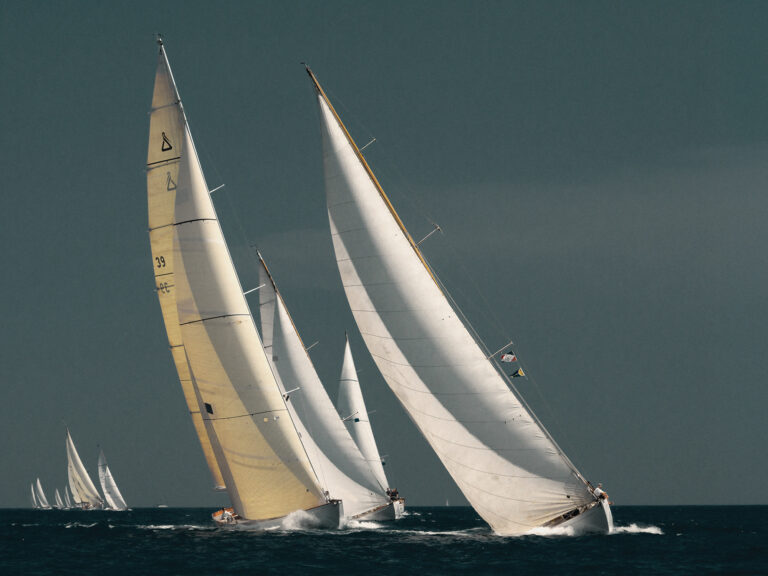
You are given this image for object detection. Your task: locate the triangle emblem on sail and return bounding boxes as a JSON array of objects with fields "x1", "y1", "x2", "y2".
[
  {"x1": 166, "y1": 171, "x2": 177, "y2": 191},
  {"x1": 161, "y1": 131, "x2": 173, "y2": 151}
]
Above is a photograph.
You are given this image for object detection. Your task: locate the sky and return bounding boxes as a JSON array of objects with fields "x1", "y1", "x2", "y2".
[{"x1": 1, "y1": 1, "x2": 767, "y2": 508}]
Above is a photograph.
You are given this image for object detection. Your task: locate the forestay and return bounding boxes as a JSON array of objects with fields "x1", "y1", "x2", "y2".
[{"x1": 309, "y1": 69, "x2": 597, "y2": 535}]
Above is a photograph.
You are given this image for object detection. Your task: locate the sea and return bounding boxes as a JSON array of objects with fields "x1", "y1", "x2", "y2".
[{"x1": 1, "y1": 506, "x2": 765, "y2": 575}]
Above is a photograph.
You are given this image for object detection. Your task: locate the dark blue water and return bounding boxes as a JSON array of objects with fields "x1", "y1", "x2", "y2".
[{"x1": 1, "y1": 506, "x2": 765, "y2": 575}]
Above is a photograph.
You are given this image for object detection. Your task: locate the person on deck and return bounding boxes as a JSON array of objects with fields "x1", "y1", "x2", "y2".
[{"x1": 593, "y1": 483, "x2": 608, "y2": 501}]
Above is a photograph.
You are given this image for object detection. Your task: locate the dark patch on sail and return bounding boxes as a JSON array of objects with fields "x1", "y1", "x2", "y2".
[
  {"x1": 161, "y1": 132, "x2": 173, "y2": 151},
  {"x1": 205, "y1": 402, "x2": 214, "y2": 415}
]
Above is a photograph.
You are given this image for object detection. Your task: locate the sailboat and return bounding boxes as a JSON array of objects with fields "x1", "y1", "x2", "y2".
[
  {"x1": 98, "y1": 449, "x2": 128, "y2": 510},
  {"x1": 147, "y1": 38, "x2": 341, "y2": 529},
  {"x1": 337, "y1": 336, "x2": 405, "y2": 519},
  {"x1": 256, "y1": 253, "x2": 398, "y2": 520},
  {"x1": 306, "y1": 67, "x2": 613, "y2": 536},
  {"x1": 66, "y1": 429, "x2": 103, "y2": 510},
  {"x1": 64, "y1": 485, "x2": 73, "y2": 509},
  {"x1": 54, "y1": 488, "x2": 65, "y2": 510},
  {"x1": 30, "y1": 483, "x2": 39, "y2": 509},
  {"x1": 34, "y1": 478, "x2": 51, "y2": 509}
]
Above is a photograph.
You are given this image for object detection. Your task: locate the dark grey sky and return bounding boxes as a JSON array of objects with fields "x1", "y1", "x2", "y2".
[{"x1": 2, "y1": 1, "x2": 766, "y2": 508}]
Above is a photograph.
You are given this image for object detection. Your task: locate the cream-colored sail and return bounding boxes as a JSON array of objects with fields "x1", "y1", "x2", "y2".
[
  {"x1": 34, "y1": 478, "x2": 50, "y2": 509},
  {"x1": 257, "y1": 255, "x2": 389, "y2": 517},
  {"x1": 147, "y1": 40, "x2": 225, "y2": 491},
  {"x1": 309, "y1": 68, "x2": 610, "y2": 535},
  {"x1": 98, "y1": 449, "x2": 128, "y2": 511},
  {"x1": 66, "y1": 430, "x2": 102, "y2": 509},
  {"x1": 30, "y1": 484, "x2": 39, "y2": 508},
  {"x1": 54, "y1": 488, "x2": 64, "y2": 509},
  {"x1": 148, "y1": 41, "x2": 327, "y2": 521},
  {"x1": 337, "y1": 336, "x2": 390, "y2": 492}
]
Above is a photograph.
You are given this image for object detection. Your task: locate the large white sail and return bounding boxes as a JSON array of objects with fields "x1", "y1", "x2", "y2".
[
  {"x1": 98, "y1": 450, "x2": 128, "y2": 510},
  {"x1": 257, "y1": 255, "x2": 389, "y2": 517},
  {"x1": 66, "y1": 430, "x2": 103, "y2": 509},
  {"x1": 147, "y1": 38, "x2": 225, "y2": 491},
  {"x1": 308, "y1": 68, "x2": 610, "y2": 535},
  {"x1": 149, "y1": 40, "x2": 329, "y2": 523},
  {"x1": 54, "y1": 489, "x2": 64, "y2": 509},
  {"x1": 35, "y1": 478, "x2": 50, "y2": 509},
  {"x1": 336, "y1": 336, "x2": 390, "y2": 492}
]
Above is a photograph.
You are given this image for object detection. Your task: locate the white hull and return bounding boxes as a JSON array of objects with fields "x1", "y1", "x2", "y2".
[
  {"x1": 352, "y1": 498, "x2": 405, "y2": 521},
  {"x1": 215, "y1": 500, "x2": 344, "y2": 530},
  {"x1": 559, "y1": 500, "x2": 613, "y2": 534}
]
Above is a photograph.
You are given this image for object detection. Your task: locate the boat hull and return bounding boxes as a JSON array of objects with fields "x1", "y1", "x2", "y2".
[
  {"x1": 352, "y1": 498, "x2": 405, "y2": 521},
  {"x1": 214, "y1": 500, "x2": 344, "y2": 530},
  {"x1": 560, "y1": 499, "x2": 613, "y2": 534}
]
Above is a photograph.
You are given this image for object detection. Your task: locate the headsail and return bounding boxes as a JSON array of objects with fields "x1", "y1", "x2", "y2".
[
  {"x1": 149, "y1": 41, "x2": 328, "y2": 522},
  {"x1": 308, "y1": 67, "x2": 607, "y2": 535},
  {"x1": 35, "y1": 478, "x2": 50, "y2": 509},
  {"x1": 30, "y1": 483, "x2": 39, "y2": 509},
  {"x1": 64, "y1": 485, "x2": 73, "y2": 508},
  {"x1": 66, "y1": 430, "x2": 102, "y2": 509},
  {"x1": 147, "y1": 38, "x2": 225, "y2": 491},
  {"x1": 336, "y1": 336, "x2": 390, "y2": 492},
  {"x1": 54, "y1": 488, "x2": 64, "y2": 509},
  {"x1": 98, "y1": 449, "x2": 128, "y2": 510},
  {"x1": 257, "y1": 254, "x2": 389, "y2": 517}
]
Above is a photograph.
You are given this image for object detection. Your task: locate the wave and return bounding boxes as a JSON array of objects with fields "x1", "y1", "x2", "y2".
[{"x1": 612, "y1": 523, "x2": 663, "y2": 535}]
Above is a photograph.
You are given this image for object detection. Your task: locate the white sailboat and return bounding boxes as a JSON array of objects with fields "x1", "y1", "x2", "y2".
[
  {"x1": 98, "y1": 449, "x2": 128, "y2": 510},
  {"x1": 64, "y1": 485, "x2": 73, "y2": 509},
  {"x1": 256, "y1": 253, "x2": 397, "y2": 520},
  {"x1": 147, "y1": 38, "x2": 341, "y2": 528},
  {"x1": 307, "y1": 67, "x2": 613, "y2": 536},
  {"x1": 337, "y1": 336, "x2": 405, "y2": 519},
  {"x1": 30, "y1": 483, "x2": 39, "y2": 509},
  {"x1": 34, "y1": 478, "x2": 51, "y2": 509},
  {"x1": 66, "y1": 429, "x2": 103, "y2": 510},
  {"x1": 54, "y1": 488, "x2": 64, "y2": 509}
]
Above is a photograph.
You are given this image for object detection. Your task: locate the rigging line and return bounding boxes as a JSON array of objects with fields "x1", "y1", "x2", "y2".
[{"x1": 202, "y1": 407, "x2": 288, "y2": 422}]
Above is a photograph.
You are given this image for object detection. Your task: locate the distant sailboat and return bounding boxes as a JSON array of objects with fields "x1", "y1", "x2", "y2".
[
  {"x1": 30, "y1": 483, "x2": 39, "y2": 509},
  {"x1": 306, "y1": 66, "x2": 613, "y2": 535},
  {"x1": 54, "y1": 488, "x2": 64, "y2": 510},
  {"x1": 66, "y1": 429, "x2": 103, "y2": 510},
  {"x1": 147, "y1": 38, "x2": 341, "y2": 528},
  {"x1": 64, "y1": 485, "x2": 73, "y2": 509},
  {"x1": 256, "y1": 253, "x2": 398, "y2": 520},
  {"x1": 34, "y1": 478, "x2": 51, "y2": 509},
  {"x1": 337, "y1": 335, "x2": 405, "y2": 519},
  {"x1": 98, "y1": 449, "x2": 128, "y2": 510}
]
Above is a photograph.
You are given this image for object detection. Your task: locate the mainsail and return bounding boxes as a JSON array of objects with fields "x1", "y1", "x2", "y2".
[
  {"x1": 308, "y1": 67, "x2": 610, "y2": 535},
  {"x1": 34, "y1": 478, "x2": 50, "y2": 509},
  {"x1": 337, "y1": 336, "x2": 390, "y2": 492},
  {"x1": 54, "y1": 488, "x2": 64, "y2": 509},
  {"x1": 257, "y1": 254, "x2": 389, "y2": 517},
  {"x1": 147, "y1": 37, "x2": 225, "y2": 492},
  {"x1": 66, "y1": 430, "x2": 103, "y2": 509},
  {"x1": 98, "y1": 449, "x2": 128, "y2": 510},
  {"x1": 148, "y1": 40, "x2": 329, "y2": 522}
]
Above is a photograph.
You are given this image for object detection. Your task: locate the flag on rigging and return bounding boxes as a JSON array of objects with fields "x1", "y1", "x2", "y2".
[
  {"x1": 500, "y1": 352, "x2": 517, "y2": 363},
  {"x1": 510, "y1": 368, "x2": 526, "y2": 378}
]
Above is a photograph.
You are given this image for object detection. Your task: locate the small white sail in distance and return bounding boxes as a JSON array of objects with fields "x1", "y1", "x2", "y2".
[
  {"x1": 54, "y1": 488, "x2": 64, "y2": 509},
  {"x1": 307, "y1": 66, "x2": 612, "y2": 535},
  {"x1": 35, "y1": 478, "x2": 50, "y2": 509},
  {"x1": 336, "y1": 335, "x2": 390, "y2": 493},
  {"x1": 30, "y1": 483, "x2": 39, "y2": 509},
  {"x1": 148, "y1": 40, "x2": 335, "y2": 525},
  {"x1": 64, "y1": 485, "x2": 73, "y2": 508},
  {"x1": 98, "y1": 449, "x2": 128, "y2": 510},
  {"x1": 66, "y1": 429, "x2": 102, "y2": 509}
]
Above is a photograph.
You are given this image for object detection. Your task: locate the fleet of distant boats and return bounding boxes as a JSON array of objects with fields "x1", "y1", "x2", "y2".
[{"x1": 30, "y1": 429, "x2": 127, "y2": 511}]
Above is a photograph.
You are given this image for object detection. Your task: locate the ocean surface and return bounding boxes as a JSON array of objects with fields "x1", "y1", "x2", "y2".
[{"x1": 1, "y1": 506, "x2": 765, "y2": 575}]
